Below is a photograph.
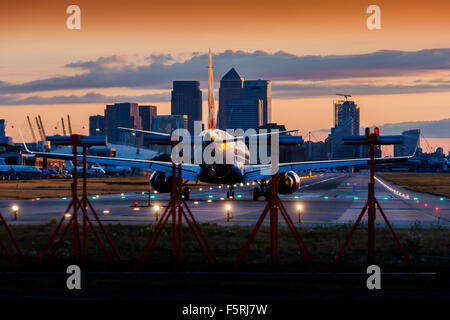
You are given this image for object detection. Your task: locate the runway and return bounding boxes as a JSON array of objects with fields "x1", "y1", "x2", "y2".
[{"x1": 1, "y1": 173, "x2": 449, "y2": 228}]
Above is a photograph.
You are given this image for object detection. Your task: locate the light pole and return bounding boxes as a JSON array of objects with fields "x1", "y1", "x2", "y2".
[
  {"x1": 225, "y1": 204, "x2": 231, "y2": 222},
  {"x1": 296, "y1": 204, "x2": 302, "y2": 224},
  {"x1": 154, "y1": 205, "x2": 160, "y2": 221},
  {"x1": 11, "y1": 205, "x2": 19, "y2": 221}
]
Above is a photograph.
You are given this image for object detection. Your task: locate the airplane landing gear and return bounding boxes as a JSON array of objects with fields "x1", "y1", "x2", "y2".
[
  {"x1": 227, "y1": 186, "x2": 235, "y2": 199},
  {"x1": 253, "y1": 179, "x2": 269, "y2": 201},
  {"x1": 182, "y1": 186, "x2": 190, "y2": 200}
]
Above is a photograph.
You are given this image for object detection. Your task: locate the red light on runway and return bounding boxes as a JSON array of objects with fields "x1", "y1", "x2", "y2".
[
  {"x1": 416, "y1": 200, "x2": 419, "y2": 204},
  {"x1": 424, "y1": 203, "x2": 428, "y2": 207},
  {"x1": 435, "y1": 207, "x2": 439, "y2": 212}
]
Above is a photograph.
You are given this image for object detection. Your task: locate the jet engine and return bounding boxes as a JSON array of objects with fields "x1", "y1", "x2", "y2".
[
  {"x1": 150, "y1": 171, "x2": 172, "y2": 193},
  {"x1": 278, "y1": 171, "x2": 300, "y2": 194}
]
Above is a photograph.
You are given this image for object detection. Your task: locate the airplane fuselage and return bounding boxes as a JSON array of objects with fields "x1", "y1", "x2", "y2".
[{"x1": 196, "y1": 129, "x2": 249, "y2": 184}]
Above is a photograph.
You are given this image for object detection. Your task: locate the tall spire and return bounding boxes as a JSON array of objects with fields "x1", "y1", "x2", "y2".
[{"x1": 208, "y1": 49, "x2": 216, "y2": 129}]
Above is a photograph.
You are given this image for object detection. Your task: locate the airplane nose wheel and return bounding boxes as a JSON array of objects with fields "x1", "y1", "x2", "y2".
[
  {"x1": 226, "y1": 189, "x2": 235, "y2": 200},
  {"x1": 252, "y1": 187, "x2": 260, "y2": 201},
  {"x1": 182, "y1": 186, "x2": 190, "y2": 201}
]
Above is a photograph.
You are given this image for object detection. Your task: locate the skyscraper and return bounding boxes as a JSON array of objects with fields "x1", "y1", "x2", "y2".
[
  {"x1": 334, "y1": 99, "x2": 360, "y2": 136},
  {"x1": 0, "y1": 119, "x2": 5, "y2": 137},
  {"x1": 89, "y1": 115, "x2": 105, "y2": 136},
  {"x1": 394, "y1": 129, "x2": 420, "y2": 156},
  {"x1": 171, "y1": 81, "x2": 202, "y2": 133},
  {"x1": 329, "y1": 99, "x2": 360, "y2": 159},
  {"x1": 224, "y1": 99, "x2": 263, "y2": 131},
  {"x1": 104, "y1": 102, "x2": 141, "y2": 144},
  {"x1": 243, "y1": 80, "x2": 271, "y2": 125},
  {"x1": 139, "y1": 105, "x2": 157, "y2": 131},
  {"x1": 218, "y1": 68, "x2": 244, "y2": 129},
  {"x1": 150, "y1": 115, "x2": 189, "y2": 153}
]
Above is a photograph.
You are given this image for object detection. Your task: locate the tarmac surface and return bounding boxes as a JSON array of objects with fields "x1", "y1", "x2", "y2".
[{"x1": 1, "y1": 173, "x2": 449, "y2": 228}]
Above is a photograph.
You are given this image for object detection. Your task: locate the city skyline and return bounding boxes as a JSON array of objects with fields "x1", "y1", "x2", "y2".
[{"x1": 1, "y1": 0, "x2": 449, "y2": 152}]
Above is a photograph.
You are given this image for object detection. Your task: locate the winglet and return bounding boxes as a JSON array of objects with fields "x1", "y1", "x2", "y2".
[{"x1": 19, "y1": 128, "x2": 32, "y2": 153}]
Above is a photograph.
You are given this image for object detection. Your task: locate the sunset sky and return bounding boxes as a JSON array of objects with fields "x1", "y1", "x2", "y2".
[{"x1": 1, "y1": 0, "x2": 449, "y2": 150}]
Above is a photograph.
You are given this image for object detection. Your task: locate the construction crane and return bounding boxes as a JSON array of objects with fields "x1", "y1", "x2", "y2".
[
  {"x1": 67, "y1": 114, "x2": 73, "y2": 135},
  {"x1": 35, "y1": 116, "x2": 45, "y2": 141},
  {"x1": 61, "y1": 117, "x2": 67, "y2": 136},
  {"x1": 336, "y1": 93, "x2": 352, "y2": 100},
  {"x1": 26, "y1": 116, "x2": 38, "y2": 144}
]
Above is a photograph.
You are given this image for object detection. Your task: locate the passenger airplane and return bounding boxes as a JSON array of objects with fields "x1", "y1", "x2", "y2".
[{"x1": 23, "y1": 49, "x2": 411, "y2": 200}]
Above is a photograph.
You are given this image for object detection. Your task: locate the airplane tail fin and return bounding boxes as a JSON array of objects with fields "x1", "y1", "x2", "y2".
[{"x1": 208, "y1": 49, "x2": 216, "y2": 129}]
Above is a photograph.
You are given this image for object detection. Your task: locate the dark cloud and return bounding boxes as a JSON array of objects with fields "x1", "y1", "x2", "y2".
[
  {"x1": 317, "y1": 118, "x2": 450, "y2": 138},
  {"x1": 272, "y1": 82, "x2": 450, "y2": 98},
  {"x1": 0, "y1": 92, "x2": 170, "y2": 105},
  {"x1": 1, "y1": 48, "x2": 450, "y2": 95}
]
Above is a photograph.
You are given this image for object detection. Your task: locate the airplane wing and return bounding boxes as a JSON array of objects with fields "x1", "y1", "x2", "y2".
[
  {"x1": 243, "y1": 156, "x2": 411, "y2": 182},
  {"x1": 23, "y1": 148, "x2": 200, "y2": 181}
]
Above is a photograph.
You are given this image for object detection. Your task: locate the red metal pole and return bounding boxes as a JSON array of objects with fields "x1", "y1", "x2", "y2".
[
  {"x1": 270, "y1": 174, "x2": 279, "y2": 271},
  {"x1": 0, "y1": 213, "x2": 25, "y2": 260},
  {"x1": 82, "y1": 145, "x2": 88, "y2": 265},
  {"x1": 72, "y1": 143, "x2": 80, "y2": 263},
  {"x1": 0, "y1": 235, "x2": 15, "y2": 267},
  {"x1": 277, "y1": 199, "x2": 314, "y2": 270},
  {"x1": 330, "y1": 202, "x2": 368, "y2": 272},
  {"x1": 375, "y1": 198, "x2": 414, "y2": 272},
  {"x1": 233, "y1": 203, "x2": 270, "y2": 271},
  {"x1": 368, "y1": 143, "x2": 376, "y2": 265},
  {"x1": 36, "y1": 200, "x2": 73, "y2": 269}
]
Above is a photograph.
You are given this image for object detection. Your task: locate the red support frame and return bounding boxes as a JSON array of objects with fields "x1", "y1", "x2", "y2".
[
  {"x1": 0, "y1": 212, "x2": 25, "y2": 268},
  {"x1": 37, "y1": 135, "x2": 121, "y2": 269},
  {"x1": 135, "y1": 163, "x2": 216, "y2": 271},
  {"x1": 330, "y1": 142, "x2": 414, "y2": 272},
  {"x1": 233, "y1": 174, "x2": 314, "y2": 272}
]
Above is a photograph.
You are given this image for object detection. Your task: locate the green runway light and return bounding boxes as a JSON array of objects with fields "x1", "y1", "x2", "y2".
[
  {"x1": 121, "y1": 196, "x2": 126, "y2": 199},
  {"x1": 440, "y1": 197, "x2": 445, "y2": 201},
  {"x1": 294, "y1": 195, "x2": 299, "y2": 199},
  {"x1": 324, "y1": 196, "x2": 329, "y2": 200},
  {"x1": 92, "y1": 196, "x2": 97, "y2": 200},
  {"x1": 36, "y1": 198, "x2": 40, "y2": 201},
  {"x1": 150, "y1": 195, "x2": 155, "y2": 199},
  {"x1": 384, "y1": 197, "x2": 389, "y2": 200},
  {"x1": 353, "y1": 196, "x2": 359, "y2": 200},
  {"x1": 181, "y1": 195, "x2": 185, "y2": 199},
  {"x1": 62, "y1": 197, "x2": 67, "y2": 200},
  {"x1": 208, "y1": 195, "x2": 213, "y2": 199},
  {"x1": 236, "y1": 194, "x2": 242, "y2": 198},
  {"x1": 413, "y1": 197, "x2": 418, "y2": 201}
]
